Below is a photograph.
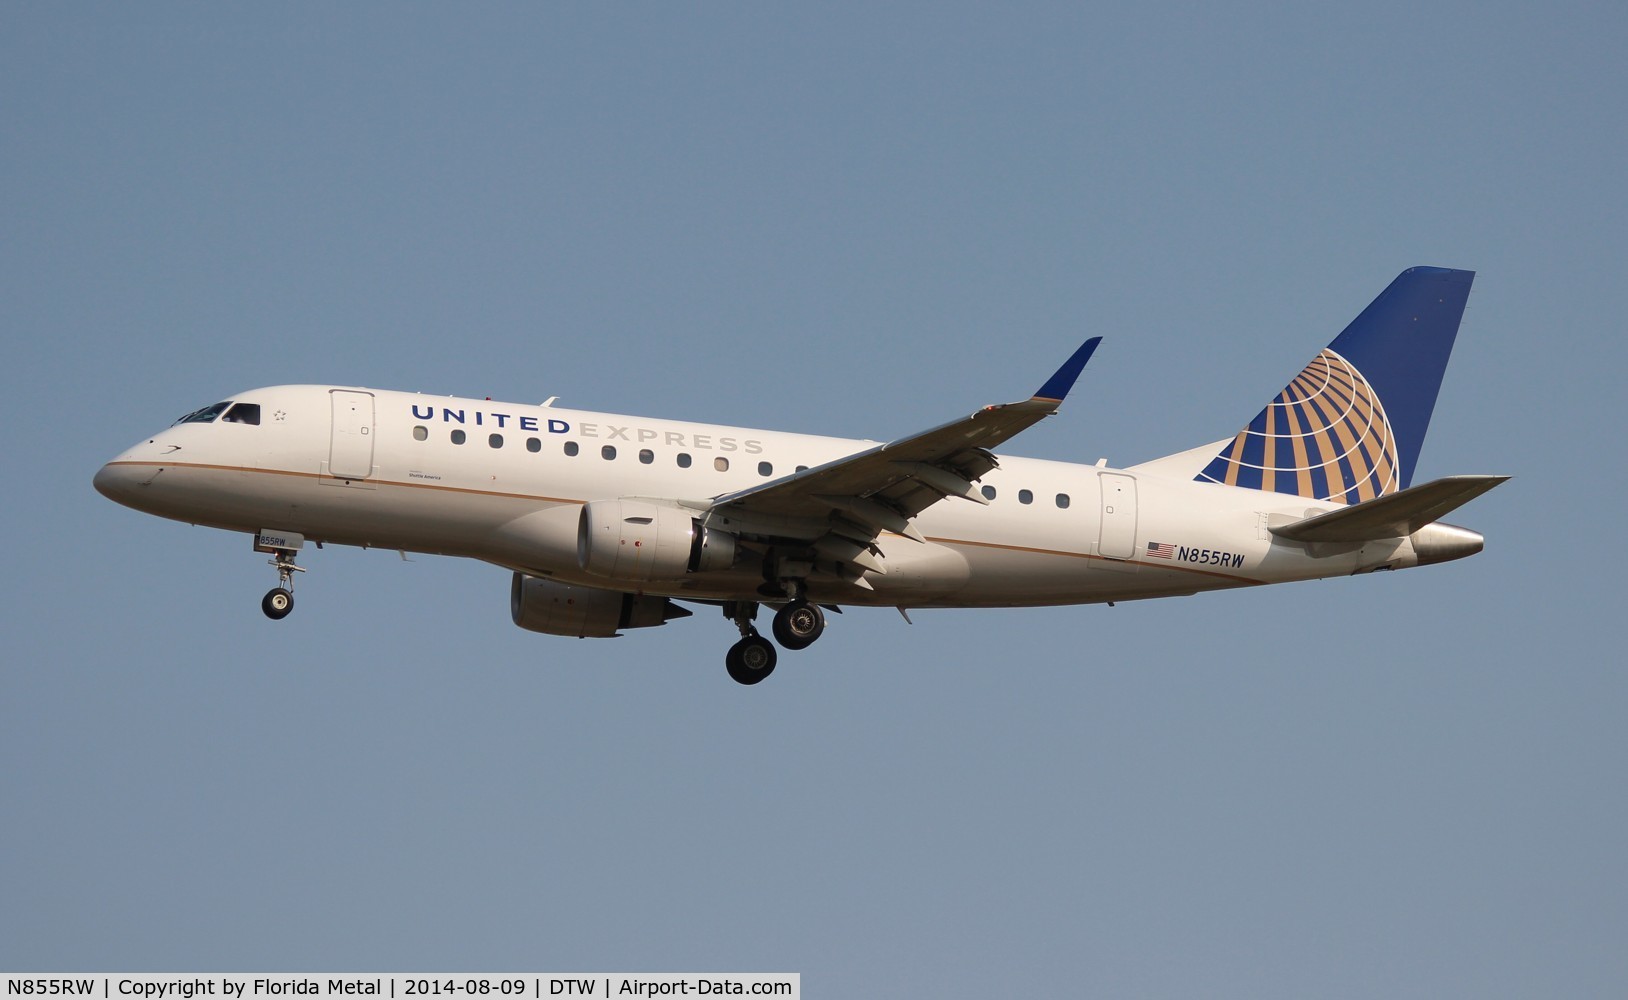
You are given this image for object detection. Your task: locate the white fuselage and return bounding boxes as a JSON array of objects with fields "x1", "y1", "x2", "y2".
[{"x1": 95, "y1": 384, "x2": 1440, "y2": 609}]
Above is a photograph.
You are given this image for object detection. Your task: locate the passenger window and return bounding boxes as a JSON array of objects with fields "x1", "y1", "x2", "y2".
[
  {"x1": 1019, "y1": 489, "x2": 1033, "y2": 505},
  {"x1": 451, "y1": 429, "x2": 466, "y2": 445},
  {"x1": 1056, "y1": 493, "x2": 1071, "y2": 509},
  {"x1": 489, "y1": 434, "x2": 503, "y2": 448},
  {"x1": 758, "y1": 461, "x2": 773, "y2": 477},
  {"x1": 526, "y1": 437, "x2": 541, "y2": 453},
  {"x1": 222, "y1": 403, "x2": 261, "y2": 425},
  {"x1": 677, "y1": 453, "x2": 692, "y2": 468},
  {"x1": 602, "y1": 445, "x2": 617, "y2": 460},
  {"x1": 714, "y1": 457, "x2": 729, "y2": 472},
  {"x1": 981, "y1": 485, "x2": 996, "y2": 501},
  {"x1": 564, "y1": 441, "x2": 579, "y2": 457},
  {"x1": 639, "y1": 449, "x2": 654, "y2": 464},
  {"x1": 413, "y1": 426, "x2": 428, "y2": 441}
]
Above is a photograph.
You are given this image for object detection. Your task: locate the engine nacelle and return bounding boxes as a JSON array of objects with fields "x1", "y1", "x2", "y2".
[
  {"x1": 577, "y1": 499, "x2": 737, "y2": 583},
  {"x1": 510, "y1": 573, "x2": 691, "y2": 638}
]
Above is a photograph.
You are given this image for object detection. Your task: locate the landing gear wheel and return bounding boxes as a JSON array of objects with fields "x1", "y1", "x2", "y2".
[
  {"x1": 772, "y1": 600, "x2": 825, "y2": 650},
  {"x1": 261, "y1": 544, "x2": 305, "y2": 620},
  {"x1": 726, "y1": 633, "x2": 778, "y2": 685},
  {"x1": 262, "y1": 588, "x2": 294, "y2": 620}
]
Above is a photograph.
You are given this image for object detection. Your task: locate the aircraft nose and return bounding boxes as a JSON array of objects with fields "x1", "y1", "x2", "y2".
[
  {"x1": 94, "y1": 461, "x2": 131, "y2": 501},
  {"x1": 94, "y1": 459, "x2": 150, "y2": 505}
]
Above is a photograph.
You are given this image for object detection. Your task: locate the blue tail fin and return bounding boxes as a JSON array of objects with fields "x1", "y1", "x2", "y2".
[{"x1": 1195, "y1": 267, "x2": 1474, "y2": 504}]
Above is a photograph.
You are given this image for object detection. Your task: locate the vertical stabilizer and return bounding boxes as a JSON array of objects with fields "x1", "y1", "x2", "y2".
[{"x1": 1194, "y1": 267, "x2": 1474, "y2": 504}]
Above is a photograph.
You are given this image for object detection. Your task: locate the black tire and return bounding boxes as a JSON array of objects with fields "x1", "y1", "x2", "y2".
[
  {"x1": 262, "y1": 588, "x2": 294, "y2": 620},
  {"x1": 726, "y1": 634, "x2": 777, "y2": 685},
  {"x1": 771, "y1": 600, "x2": 825, "y2": 650}
]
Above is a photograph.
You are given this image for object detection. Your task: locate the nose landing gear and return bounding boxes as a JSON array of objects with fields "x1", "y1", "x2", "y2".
[
  {"x1": 253, "y1": 530, "x2": 308, "y2": 621},
  {"x1": 260, "y1": 547, "x2": 305, "y2": 621}
]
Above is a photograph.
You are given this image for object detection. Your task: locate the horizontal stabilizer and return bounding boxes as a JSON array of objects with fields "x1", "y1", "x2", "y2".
[{"x1": 1269, "y1": 475, "x2": 1509, "y2": 543}]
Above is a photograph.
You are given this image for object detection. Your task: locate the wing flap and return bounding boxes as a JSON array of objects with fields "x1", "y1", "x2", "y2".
[{"x1": 1269, "y1": 475, "x2": 1509, "y2": 543}]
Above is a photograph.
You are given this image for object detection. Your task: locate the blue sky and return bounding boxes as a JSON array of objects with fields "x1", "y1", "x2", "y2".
[{"x1": 4, "y1": 2, "x2": 1625, "y2": 995}]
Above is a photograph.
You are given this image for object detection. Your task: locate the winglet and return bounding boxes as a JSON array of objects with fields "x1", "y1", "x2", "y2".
[{"x1": 1033, "y1": 337, "x2": 1102, "y2": 403}]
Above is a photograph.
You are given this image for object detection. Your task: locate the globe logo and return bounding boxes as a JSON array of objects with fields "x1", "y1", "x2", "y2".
[{"x1": 1196, "y1": 349, "x2": 1399, "y2": 505}]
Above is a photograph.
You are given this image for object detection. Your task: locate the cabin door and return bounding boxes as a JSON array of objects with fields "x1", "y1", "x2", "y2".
[
  {"x1": 1097, "y1": 472, "x2": 1138, "y2": 560},
  {"x1": 329, "y1": 390, "x2": 376, "y2": 480}
]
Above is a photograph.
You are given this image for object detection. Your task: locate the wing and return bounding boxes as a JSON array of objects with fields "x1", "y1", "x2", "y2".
[{"x1": 699, "y1": 338, "x2": 1101, "y2": 583}]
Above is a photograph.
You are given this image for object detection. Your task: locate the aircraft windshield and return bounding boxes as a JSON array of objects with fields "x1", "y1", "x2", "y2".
[
  {"x1": 222, "y1": 403, "x2": 260, "y2": 425},
  {"x1": 174, "y1": 401, "x2": 231, "y2": 425}
]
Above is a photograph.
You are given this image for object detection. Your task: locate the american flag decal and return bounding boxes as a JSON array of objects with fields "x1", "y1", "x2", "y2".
[{"x1": 1146, "y1": 542, "x2": 1174, "y2": 559}]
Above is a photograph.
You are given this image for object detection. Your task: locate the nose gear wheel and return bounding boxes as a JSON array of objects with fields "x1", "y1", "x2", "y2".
[{"x1": 261, "y1": 549, "x2": 305, "y2": 620}]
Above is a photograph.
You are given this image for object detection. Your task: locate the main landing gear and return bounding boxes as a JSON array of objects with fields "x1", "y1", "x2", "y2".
[
  {"x1": 724, "y1": 602, "x2": 776, "y2": 685},
  {"x1": 261, "y1": 547, "x2": 304, "y2": 621},
  {"x1": 722, "y1": 587, "x2": 830, "y2": 685},
  {"x1": 771, "y1": 599, "x2": 825, "y2": 650}
]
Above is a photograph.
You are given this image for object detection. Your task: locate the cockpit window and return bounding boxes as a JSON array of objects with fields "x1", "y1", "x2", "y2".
[
  {"x1": 222, "y1": 403, "x2": 261, "y2": 425},
  {"x1": 175, "y1": 402, "x2": 231, "y2": 425}
]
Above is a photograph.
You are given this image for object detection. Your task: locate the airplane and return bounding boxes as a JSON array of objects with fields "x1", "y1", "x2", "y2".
[{"x1": 95, "y1": 266, "x2": 1506, "y2": 684}]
